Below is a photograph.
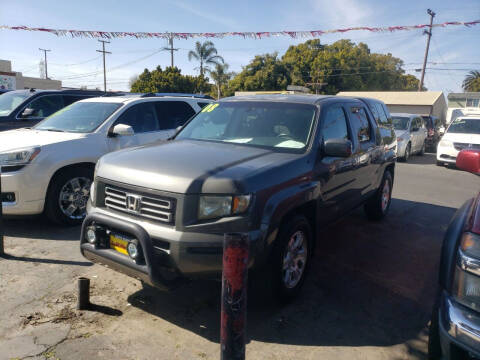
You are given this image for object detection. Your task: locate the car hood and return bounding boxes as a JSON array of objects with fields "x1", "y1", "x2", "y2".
[
  {"x1": 394, "y1": 130, "x2": 409, "y2": 138},
  {"x1": 97, "y1": 139, "x2": 299, "y2": 194},
  {"x1": 0, "y1": 128, "x2": 86, "y2": 152},
  {"x1": 443, "y1": 132, "x2": 480, "y2": 144}
]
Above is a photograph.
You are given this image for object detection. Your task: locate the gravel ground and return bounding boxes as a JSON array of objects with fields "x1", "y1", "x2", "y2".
[{"x1": 0, "y1": 153, "x2": 479, "y2": 360}]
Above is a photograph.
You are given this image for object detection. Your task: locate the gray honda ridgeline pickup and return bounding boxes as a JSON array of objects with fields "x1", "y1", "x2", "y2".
[{"x1": 81, "y1": 94, "x2": 396, "y2": 300}]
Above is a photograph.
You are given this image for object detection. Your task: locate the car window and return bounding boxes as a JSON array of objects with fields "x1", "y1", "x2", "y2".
[
  {"x1": 447, "y1": 118, "x2": 480, "y2": 134},
  {"x1": 23, "y1": 95, "x2": 64, "y2": 119},
  {"x1": 155, "y1": 101, "x2": 195, "y2": 130},
  {"x1": 322, "y1": 106, "x2": 349, "y2": 141},
  {"x1": 63, "y1": 95, "x2": 90, "y2": 106},
  {"x1": 368, "y1": 102, "x2": 380, "y2": 124},
  {"x1": 349, "y1": 106, "x2": 371, "y2": 142},
  {"x1": 375, "y1": 103, "x2": 389, "y2": 124},
  {"x1": 116, "y1": 102, "x2": 159, "y2": 133},
  {"x1": 197, "y1": 102, "x2": 210, "y2": 109}
]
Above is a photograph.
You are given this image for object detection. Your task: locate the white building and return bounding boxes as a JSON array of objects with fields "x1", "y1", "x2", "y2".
[{"x1": 0, "y1": 59, "x2": 61, "y2": 90}]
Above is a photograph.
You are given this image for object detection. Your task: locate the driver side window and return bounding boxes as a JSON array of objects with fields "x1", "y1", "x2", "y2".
[
  {"x1": 21, "y1": 95, "x2": 64, "y2": 119},
  {"x1": 322, "y1": 106, "x2": 349, "y2": 142}
]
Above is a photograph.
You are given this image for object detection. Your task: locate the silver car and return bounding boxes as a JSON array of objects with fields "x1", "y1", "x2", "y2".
[{"x1": 392, "y1": 113, "x2": 428, "y2": 162}]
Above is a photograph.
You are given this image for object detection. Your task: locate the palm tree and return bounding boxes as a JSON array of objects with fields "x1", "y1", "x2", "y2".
[
  {"x1": 209, "y1": 63, "x2": 234, "y2": 99},
  {"x1": 188, "y1": 41, "x2": 224, "y2": 76},
  {"x1": 463, "y1": 70, "x2": 480, "y2": 91}
]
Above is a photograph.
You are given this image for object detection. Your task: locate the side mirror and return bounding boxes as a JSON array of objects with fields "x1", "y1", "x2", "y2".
[
  {"x1": 21, "y1": 108, "x2": 35, "y2": 118},
  {"x1": 324, "y1": 138, "x2": 353, "y2": 158},
  {"x1": 456, "y1": 150, "x2": 480, "y2": 174},
  {"x1": 110, "y1": 124, "x2": 134, "y2": 137}
]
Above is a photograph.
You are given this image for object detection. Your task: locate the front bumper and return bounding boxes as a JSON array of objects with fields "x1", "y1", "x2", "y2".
[
  {"x1": 439, "y1": 291, "x2": 480, "y2": 358},
  {"x1": 437, "y1": 143, "x2": 459, "y2": 164},
  {"x1": 80, "y1": 211, "x2": 263, "y2": 290},
  {"x1": 1, "y1": 166, "x2": 48, "y2": 215}
]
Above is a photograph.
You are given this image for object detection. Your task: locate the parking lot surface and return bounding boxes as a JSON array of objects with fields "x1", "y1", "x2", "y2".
[{"x1": 1, "y1": 153, "x2": 479, "y2": 360}]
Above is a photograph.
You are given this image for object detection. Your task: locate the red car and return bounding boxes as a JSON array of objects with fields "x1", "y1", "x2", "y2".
[{"x1": 429, "y1": 149, "x2": 480, "y2": 359}]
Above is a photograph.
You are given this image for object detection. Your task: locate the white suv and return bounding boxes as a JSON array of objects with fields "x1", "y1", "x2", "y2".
[
  {"x1": 437, "y1": 116, "x2": 480, "y2": 166},
  {"x1": 0, "y1": 94, "x2": 212, "y2": 224}
]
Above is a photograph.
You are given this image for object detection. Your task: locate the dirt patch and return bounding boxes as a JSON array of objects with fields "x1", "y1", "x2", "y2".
[
  {"x1": 53, "y1": 306, "x2": 79, "y2": 324},
  {"x1": 21, "y1": 311, "x2": 46, "y2": 327}
]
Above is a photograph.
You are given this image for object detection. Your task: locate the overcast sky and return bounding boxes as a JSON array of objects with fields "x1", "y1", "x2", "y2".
[{"x1": 1, "y1": 0, "x2": 479, "y2": 93}]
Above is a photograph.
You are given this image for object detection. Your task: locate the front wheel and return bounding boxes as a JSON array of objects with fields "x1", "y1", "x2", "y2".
[
  {"x1": 419, "y1": 141, "x2": 425, "y2": 156},
  {"x1": 45, "y1": 167, "x2": 93, "y2": 225},
  {"x1": 364, "y1": 170, "x2": 393, "y2": 221},
  {"x1": 272, "y1": 215, "x2": 312, "y2": 303}
]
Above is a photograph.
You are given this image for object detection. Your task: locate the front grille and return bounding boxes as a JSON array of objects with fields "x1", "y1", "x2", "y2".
[
  {"x1": 454, "y1": 142, "x2": 480, "y2": 151},
  {"x1": 104, "y1": 185, "x2": 175, "y2": 224}
]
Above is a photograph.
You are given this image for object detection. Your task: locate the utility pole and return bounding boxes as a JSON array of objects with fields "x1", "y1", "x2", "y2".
[
  {"x1": 418, "y1": 9, "x2": 436, "y2": 91},
  {"x1": 96, "y1": 40, "x2": 111, "y2": 92},
  {"x1": 38, "y1": 48, "x2": 51, "y2": 79},
  {"x1": 163, "y1": 35, "x2": 178, "y2": 68}
]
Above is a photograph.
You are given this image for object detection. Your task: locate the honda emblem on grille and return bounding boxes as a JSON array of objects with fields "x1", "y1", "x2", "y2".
[{"x1": 126, "y1": 194, "x2": 141, "y2": 213}]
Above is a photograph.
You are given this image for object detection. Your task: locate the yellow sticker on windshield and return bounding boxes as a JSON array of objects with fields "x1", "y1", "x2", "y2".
[{"x1": 201, "y1": 103, "x2": 219, "y2": 113}]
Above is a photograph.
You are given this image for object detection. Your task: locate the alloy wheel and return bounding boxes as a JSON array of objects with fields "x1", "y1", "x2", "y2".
[
  {"x1": 381, "y1": 179, "x2": 391, "y2": 213},
  {"x1": 58, "y1": 177, "x2": 91, "y2": 220},
  {"x1": 282, "y1": 230, "x2": 308, "y2": 289}
]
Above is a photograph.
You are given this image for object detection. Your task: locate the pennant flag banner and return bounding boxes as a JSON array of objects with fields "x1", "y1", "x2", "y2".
[{"x1": 0, "y1": 20, "x2": 479, "y2": 40}]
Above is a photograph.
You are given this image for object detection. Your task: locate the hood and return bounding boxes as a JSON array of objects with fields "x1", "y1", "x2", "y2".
[
  {"x1": 0, "y1": 128, "x2": 86, "y2": 152},
  {"x1": 394, "y1": 129, "x2": 408, "y2": 138},
  {"x1": 98, "y1": 139, "x2": 299, "y2": 194},
  {"x1": 443, "y1": 132, "x2": 480, "y2": 144}
]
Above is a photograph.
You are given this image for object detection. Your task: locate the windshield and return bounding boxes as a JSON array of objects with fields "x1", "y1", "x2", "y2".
[
  {"x1": 35, "y1": 102, "x2": 122, "y2": 133},
  {"x1": 176, "y1": 101, "x2": 317, "y2": 151},
  {"x1": 0, "y1": 91, "x2": 30, "y2": 116},
  {"x1": 447, "y1": 118, "x2": 480, "y2": 135},
  {"x1": 392, "y1": 116, "x2": 410, "y2": 130}
]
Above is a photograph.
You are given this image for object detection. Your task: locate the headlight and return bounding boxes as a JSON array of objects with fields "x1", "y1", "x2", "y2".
[
  {"x1": 439, "y1": 139, "x2": 453, "y2": 147},
  {"x1": 89, "y1": 182, "x2": 96, "y2": 204},
  {"x1": 0, "y1": 146, "x2": 41, "y2": 167},
  {"x1": 198, "y1": 195, "x2": 251, "y2": 220},
  {"x1": 452, "y1": 232, "x2": 480, "y2": 311}
]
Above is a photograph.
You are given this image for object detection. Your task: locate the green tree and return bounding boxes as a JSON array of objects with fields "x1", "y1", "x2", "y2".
[
  {"x1": 208, "y1": 63, "x2": 234, "y2": 99},
  {"x1": 463, "y1": 70, "x2": 480, "y2": 92},
  {"x1": 227, "y1": 39, "x2": 421, "y2": 94},
  {"x1": 226, "y1": 53, "x2": 290, "y2": 95},
  {"x1": 130, "y1": 66, "x2": 211, "y2": 94},
  {"x1": 188, "y1": 41, "x2": 224, "y2": 76}
]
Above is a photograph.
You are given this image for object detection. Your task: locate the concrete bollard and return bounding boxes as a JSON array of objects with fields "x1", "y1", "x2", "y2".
[
  {"x1": 220, "y1": 233, "x2": 249, "y2": 360},
  {"x1": 77, "y1": 277, "x2": 91, "y2": 310}
]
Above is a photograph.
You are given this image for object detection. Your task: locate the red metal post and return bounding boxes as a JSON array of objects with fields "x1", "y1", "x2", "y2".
[
  {"x1": 0, "y1": 169, "x2": 4, "y2": 256},
  {"x1": 220, "y1": 233, "x2": 249, "y2": 360}
]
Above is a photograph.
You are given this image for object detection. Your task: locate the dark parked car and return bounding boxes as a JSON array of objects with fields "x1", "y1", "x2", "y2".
[
  {"x1": 0, "y1": 88, "x2": 107, "y2": 131},
  {"x1": 429, "y1": 149, "x2": 480, "y2": 359},
  {"x1": 422, "y1": 115, "x2": 443, "y2": 152},
  {"x1": 80, "y1": 95, "x2": 396, "y2": 301}
]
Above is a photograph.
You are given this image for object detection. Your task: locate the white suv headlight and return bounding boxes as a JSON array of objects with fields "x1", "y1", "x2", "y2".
[
  {"x1": 439, "y1": 139, "x2": 453, "y2": 148},
  {"x1": 198, "y1": 195, "x2": 251, "y2": 220},
  {"x1": 0, "y1": 146, "x2": 41, "y2": 167}
]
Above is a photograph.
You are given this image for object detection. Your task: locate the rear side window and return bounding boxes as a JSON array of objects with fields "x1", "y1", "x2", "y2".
[
  {"x1": 116, "y1": 102, "x2": 159, "y2": 133},
  {"x1": 155, "y1": 101, "x2": 195, "y2": 129},
  {"x1": 24, "y1": 95, "x2": 64, "y2": 118},
  {"x1": 350, "y1": 107, "x2": 371, "y2": 142},
  {"x1": 369, "y1": 102, "x2": 380, "y2": 124},
  {"x1": 322, "y1": 106, "x2": 349, "y2": 141}
]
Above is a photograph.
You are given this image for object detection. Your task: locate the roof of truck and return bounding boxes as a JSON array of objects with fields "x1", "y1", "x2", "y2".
[{"x1": 221, "y1": 94, "x2": 333, "y2": 104}]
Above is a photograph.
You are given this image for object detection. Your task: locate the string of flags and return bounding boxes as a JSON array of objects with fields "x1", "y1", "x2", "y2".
[{"x1": 0, "y1": 20, "x2": 479, "y2": 40}]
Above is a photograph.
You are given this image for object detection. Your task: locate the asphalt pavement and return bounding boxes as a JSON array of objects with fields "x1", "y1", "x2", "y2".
[{"x1": 0, "y1": 153, "x2": 478, "y2": 360}]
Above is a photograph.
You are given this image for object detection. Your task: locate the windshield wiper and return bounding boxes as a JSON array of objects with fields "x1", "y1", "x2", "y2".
[{"x1": 43, "y1": 129, "x2": 66, "y2": 132}]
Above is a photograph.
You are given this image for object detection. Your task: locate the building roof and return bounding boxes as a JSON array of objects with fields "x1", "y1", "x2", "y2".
[
  {"x1": 448, "y1": 92, "x2": 480, "y2": 99},
  {"x1": 336, "y1": 91, "x2": 444, "y2": 106}
]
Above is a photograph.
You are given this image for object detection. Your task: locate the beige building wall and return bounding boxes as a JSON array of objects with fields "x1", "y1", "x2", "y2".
[
  {"x1": 22, "y1": 76, "x2": 62, "y2": 90},
  {"x1": 387, "y1": 105, "x2": 432, "y2": 116}
]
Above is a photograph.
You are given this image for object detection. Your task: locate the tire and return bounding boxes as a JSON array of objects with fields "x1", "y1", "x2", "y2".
[
  {"x1": 271, "y1": 215, "x2": 312, "y2": 303},
  {"x1": 419, "y1": 141, "x2": 425, "y2": 156},
  {"x1": 364, "y1": 170, "x2": 393, "y2": 221},
  {"x1": 399, "y1": 143, "x2": 411, "y2": 162},
  {"x1": 44, "y1": 166, "x2": 93, "y2": 225}
]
